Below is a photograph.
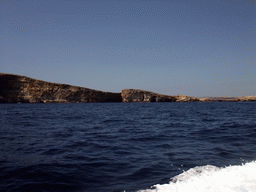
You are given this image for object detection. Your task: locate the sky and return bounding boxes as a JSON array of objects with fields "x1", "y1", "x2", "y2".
[{"x1": 0, "y1": 0, "x2": 255, "y2": 97}]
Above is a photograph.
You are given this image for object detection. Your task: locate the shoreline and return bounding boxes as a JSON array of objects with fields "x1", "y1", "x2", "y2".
[{"x1": 1, "y1": 73, "x2": 255, "y2": 103}]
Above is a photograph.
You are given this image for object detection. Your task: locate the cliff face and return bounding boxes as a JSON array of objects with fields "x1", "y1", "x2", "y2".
[
  {"x1": 0, "y1": 73, "x2": 122, "y2": 103},
  {"x1": 121, "y1": 89, "x2": 199, "y2": 102},
  {"x1": 1, "y1": 73, "x2": 255, "y2": 103},
  {"x1": 121, "y1": 89, "x2": 174, "y2": 102}
]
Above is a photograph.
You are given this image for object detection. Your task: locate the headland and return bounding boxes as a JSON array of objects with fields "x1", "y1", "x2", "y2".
[{"x1": 0, "y1": 73, "x2": 255, "y2": 103}]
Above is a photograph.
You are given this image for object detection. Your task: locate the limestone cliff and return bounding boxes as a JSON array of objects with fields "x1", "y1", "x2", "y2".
[
  {"x1": 120, "y1": 90, "x2": 256, "y2": 102},
  {"x1": 121, "y1": 89, "x2": 175, "y2": 102},
  {"x1": 0, "y1": 73, "x2": 122, "y2": 103},
  {"x1": 0, "y1": 73, "x2": 255, "y2": 103},
  {"x1": 237, "y1": 96, "x2": 256, "y2": 101},
  {"x1": 121, "y1": 89, "x2": 199, "y2": 102},
  {"x1": 198, "y1": 96, "x2": 256, "y2": 102}
]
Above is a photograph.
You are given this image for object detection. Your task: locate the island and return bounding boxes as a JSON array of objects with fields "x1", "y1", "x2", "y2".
[{"x1": 0, "y1": 73, "x2": 255, "y2": 103}]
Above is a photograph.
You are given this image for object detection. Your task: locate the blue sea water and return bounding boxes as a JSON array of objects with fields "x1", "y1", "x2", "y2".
[{"x1": 0, "y1": 102, "x2": 256, "y2": 192}]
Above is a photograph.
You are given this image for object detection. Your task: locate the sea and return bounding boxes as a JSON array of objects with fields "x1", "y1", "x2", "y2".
[{"x1": 0, "y1": 102, "x2": 256, "y2": 192}]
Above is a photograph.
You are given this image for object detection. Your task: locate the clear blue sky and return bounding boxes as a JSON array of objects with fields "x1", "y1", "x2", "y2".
[{"x1": 1, "y1": 0, "x2": 255, "y2": 97}]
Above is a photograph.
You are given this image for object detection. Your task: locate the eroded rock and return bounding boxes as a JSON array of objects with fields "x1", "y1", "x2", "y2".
[
  {"x1": 121, "y1": 89, "x2": 176, "y2": 102},
  {"x1": 0, "y1": 73, "x2": 122, "y2": 103},
  {"x1": 1, "y1": 73, "x2": 255, "y2": 103}
]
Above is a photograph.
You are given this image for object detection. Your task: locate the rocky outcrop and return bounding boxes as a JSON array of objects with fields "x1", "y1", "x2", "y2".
[
  {"x1": 121, "y1": 89, "x2": 200, "y2": 102},
  {"x1": 175, "y1": 95, "x2": 200, "y2": 102},
  {"x1": 0, "y1": 73, "x2": 255, "y2": 103},
  {"x1": 198, "y1": 96, "x2": 256, "y2": 102},
  {"x1": 0, "y1": 73, "x2": 122, "y2": 103},
  {"x1": 236, "y1": 96, "x2": 256, "y2": 101},
  {"x1": 121, "y1": 89, "x2": 176, "y2": 102}
]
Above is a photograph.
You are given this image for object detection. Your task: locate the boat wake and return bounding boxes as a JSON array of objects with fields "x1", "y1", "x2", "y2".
[{"x1": 138, "y1": 161, "x2": 256, "y2": 192}]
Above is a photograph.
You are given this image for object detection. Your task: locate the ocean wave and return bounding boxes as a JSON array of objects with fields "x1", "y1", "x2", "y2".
[{"x1": 138, "y1": 161, "x2": 256, "y2": 192}]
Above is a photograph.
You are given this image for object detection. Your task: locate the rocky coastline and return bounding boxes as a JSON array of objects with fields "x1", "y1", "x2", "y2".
[
  {"x1": 0, "y1": 73, "x2": 255, "y2": 103},
  {"x1": 0, "y1": 73, "x2": 122, "y2": 103}
]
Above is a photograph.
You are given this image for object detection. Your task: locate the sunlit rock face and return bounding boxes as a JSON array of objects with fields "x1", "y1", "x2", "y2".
[
  {"x1": 1, "y1": 73, "x2": 255, "y2": 103},
  {"x1": 121, "y1": 89, "x2": 176, "y2": 102},
  {"x1": 237, "y1": 96, "x2": 256, "y2": 101},
  {"x1": 198, "y1": 96, "x2": 256, "y2": 102},
  {"x1": 121, "y1": 89, "x2": 202, "y2": 102},
  {"x1": 175, "y1": 95, "x2": 200, "y2": 102},
  {"x1": 0, "y1": 73, "x2": 122, "y2": 103}
]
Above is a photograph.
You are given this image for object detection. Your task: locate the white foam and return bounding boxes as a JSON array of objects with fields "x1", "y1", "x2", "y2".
[{"x1": 138, "y1": 161, "x2": 256, "y2": 192}]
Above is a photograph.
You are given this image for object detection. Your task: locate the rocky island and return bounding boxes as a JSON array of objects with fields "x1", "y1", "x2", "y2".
[{"x1": 0, "y1": 73, "x2": 255, "y2": 103}]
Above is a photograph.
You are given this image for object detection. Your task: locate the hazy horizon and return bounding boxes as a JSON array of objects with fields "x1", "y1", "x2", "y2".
[{"x1": 1, "y1": 0, "x2": 255, "y2": 97}]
